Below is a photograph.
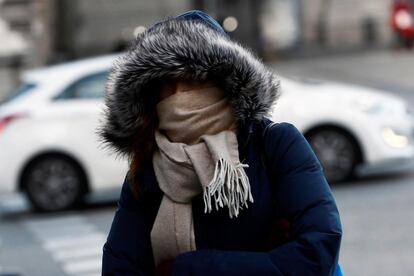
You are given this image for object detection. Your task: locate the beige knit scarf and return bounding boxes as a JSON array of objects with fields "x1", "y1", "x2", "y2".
[{"x1": 151, "y1": 86, "x2": 253, "y2": 265}]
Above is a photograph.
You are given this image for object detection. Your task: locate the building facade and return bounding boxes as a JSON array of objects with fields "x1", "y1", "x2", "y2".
[{"x1": 0, "y1": 0, "x2": 402, "y2": 99}]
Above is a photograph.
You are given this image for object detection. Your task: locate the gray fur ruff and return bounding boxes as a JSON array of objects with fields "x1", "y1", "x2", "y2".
[{"x1": 99, "y1": 18, "x2": 281, "y2": 157}]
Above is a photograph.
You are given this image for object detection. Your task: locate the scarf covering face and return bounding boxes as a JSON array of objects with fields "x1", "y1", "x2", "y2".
[{"x1": 151, "y1": 86, "x2": 254, "y2": 265}]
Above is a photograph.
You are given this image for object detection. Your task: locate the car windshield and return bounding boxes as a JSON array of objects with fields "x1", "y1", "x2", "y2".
[
  {"x1": 280, "y1": 74, "x2": 325, "y2": 85},
  {"x1": 0, "y1": 83, "x2": 37, "y2": 105}
]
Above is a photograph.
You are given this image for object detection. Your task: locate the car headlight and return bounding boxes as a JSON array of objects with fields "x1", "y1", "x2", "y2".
[{"x1": 381, "y1": 127, "x2": 409, "y2": 148}]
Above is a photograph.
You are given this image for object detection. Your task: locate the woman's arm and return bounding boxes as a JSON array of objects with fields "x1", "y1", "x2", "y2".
[
  {"x1": 171, "y1": 122, "x2": 342, "y2": 276},
  {"x1": 102, "y1": 176, "x2": 157, "y2": 275}
]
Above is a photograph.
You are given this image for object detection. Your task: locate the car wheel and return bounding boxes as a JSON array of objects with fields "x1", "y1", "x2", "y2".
[
  {"x1": 22, "y1": 155, "x2": 87, "y2": 212},
  {"x1": 307, "y1": 128, "x2": 360, "y2": 183}
]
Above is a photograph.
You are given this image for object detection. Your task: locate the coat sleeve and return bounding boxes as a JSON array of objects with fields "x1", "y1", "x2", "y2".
[
  {"x1": 171, "y1": 122, "x2": 343, "y2": 276},
  {"x1": 102, "y1": 176, "x2": 156, "y2": 276}
]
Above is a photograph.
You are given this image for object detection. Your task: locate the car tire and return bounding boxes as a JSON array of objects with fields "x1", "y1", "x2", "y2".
[
  {"x1": 22, "y1": 154, "x2": 87, "y2": 212},
  {"x1": 307, "y1": 127, "x2": 361, "y2": 183}
]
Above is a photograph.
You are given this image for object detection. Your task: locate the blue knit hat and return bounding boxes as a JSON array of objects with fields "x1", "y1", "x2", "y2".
[
  {"x1": 175, "y1": 10, "x2": 227, "y2": 35},
  {"x1": 148, "y1": 10, "x2": 227, "y2": 36}
]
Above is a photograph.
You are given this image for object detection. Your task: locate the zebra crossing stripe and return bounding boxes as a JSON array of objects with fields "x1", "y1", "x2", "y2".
[
  {"x1": 53, "y1": 246, "x2": 102, "y2": 261},
  {"x1": 62, "y1": 258, "x2": 102, "y2": 275},
  {"x1": 24, "y1": 215, "x2": 106, "y2": 275},
  {"x1": 78, "y1": 273, "x2": 101, "y2": 276},
  {"x1": 43, "y1": 233, "x2": 106, "y2": 250}
]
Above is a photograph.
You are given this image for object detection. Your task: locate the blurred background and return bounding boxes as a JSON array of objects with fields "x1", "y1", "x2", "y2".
[{"x1": 0, "y1": 0, "x2": 414, "y2": 275}]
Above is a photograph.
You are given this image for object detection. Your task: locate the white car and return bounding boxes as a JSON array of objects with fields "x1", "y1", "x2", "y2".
[
  {"x1": 0, "y1": 55, "x2": 128, "y2": 211},
  {"x1": 0, "y1": 55, "x2": 413, "y2": 211},
  {"x1": 272, "y1": 77, "x2": 414, "y2": 182}
]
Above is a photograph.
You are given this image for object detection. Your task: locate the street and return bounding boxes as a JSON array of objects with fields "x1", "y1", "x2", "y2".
[
  {"x1": 1, "y1": 49, "x2": 414, "y2": 275},
  {"x1": 335, "y1": 171, "x2": 414, "y2": 275},
  {"x1": 0, "y1": 194, "x2": 118, "y2": 276},
  {"x1": 1, "y1": 170, "x2": 413, "y2": 276}
]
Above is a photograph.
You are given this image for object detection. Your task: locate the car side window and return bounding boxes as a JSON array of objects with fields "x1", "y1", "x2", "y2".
[{"x1": 54, "y1": 72, "x2": 108, "y2": 100}]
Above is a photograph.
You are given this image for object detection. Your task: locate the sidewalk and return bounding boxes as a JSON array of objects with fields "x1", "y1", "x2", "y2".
[{"x1": 272, "y1": 49, "x2": 414, "y2": 105}]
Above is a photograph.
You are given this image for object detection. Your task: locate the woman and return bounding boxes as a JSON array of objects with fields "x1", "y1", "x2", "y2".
[{"x1": 100, "y1": 10, "x2": 342, "y2": 276}]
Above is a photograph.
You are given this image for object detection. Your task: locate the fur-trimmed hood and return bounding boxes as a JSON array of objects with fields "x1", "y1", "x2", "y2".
[{"x1": 100, "y1": 14, "x2": 281, "y2": 156}]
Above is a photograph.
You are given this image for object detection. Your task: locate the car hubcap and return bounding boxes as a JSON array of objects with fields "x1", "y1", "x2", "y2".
[
  {"x1": 26, "y1": 158, "x2": 81, "y2": 210},
  {"x1": 309, "y1": 130, "x2": 356, "y2": 182}
]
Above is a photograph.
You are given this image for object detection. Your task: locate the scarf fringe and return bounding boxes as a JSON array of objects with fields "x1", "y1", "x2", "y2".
[{"x1": 203, "y1": 158, "x2": 254, "y2": 218}]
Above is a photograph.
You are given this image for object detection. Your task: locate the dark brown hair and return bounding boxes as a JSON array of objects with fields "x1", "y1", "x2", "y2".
[
  {"x1": 127, "y1": 111, "x2": 157, "y2": 199},
  {"x1": 126, "y1": 80, "x2": 163, "y2": 199}
]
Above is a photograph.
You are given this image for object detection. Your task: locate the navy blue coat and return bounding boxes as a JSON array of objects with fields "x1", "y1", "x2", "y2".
[{"x1": 102, "y1": 119, "x2": 343, "y2": 275}]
